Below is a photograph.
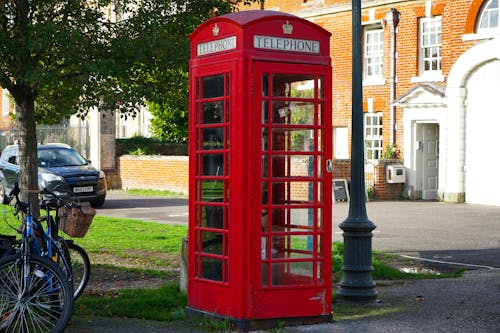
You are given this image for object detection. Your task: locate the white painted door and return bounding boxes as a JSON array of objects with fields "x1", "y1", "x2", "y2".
[
  {"x1": 465, "y1": 60, "x2": 500, "y2": 206},
  {"x1": 422, "y1": 124, "x2": 439, "y2": 200}
]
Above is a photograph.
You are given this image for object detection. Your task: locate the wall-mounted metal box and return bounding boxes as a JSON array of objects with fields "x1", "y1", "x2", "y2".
[{"x1": 386, "y1": 165, "x2": 406, "y2": 183}]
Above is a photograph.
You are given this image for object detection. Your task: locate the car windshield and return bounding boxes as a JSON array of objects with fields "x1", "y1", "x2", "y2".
[{"x1": 38, "y1": 148, "x2": 88, "y2": 168}]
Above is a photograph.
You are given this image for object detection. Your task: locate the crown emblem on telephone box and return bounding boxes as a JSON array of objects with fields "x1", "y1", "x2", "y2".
[
  {"x1": 282, "y1": 21, "x2": 293, "y2": 35},
  {"x1": 212, "y1": 24, "x2": 220, "y2": 36}
]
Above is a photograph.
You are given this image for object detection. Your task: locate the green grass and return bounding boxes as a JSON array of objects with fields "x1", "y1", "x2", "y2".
[
  {"x1": 76, "y1": 282, "x2": 186, "y2": 321},
  {"x1": 70, "y1": 216, "x2": 187, "y2": 256},
  {"x1": 121, "y1": 188, "x2": 187, "y2": 198}
]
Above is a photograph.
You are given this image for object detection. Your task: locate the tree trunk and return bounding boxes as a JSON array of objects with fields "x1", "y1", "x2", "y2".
[{"x1": 14, "y1": 91, "x2": 40, "y2": 216}]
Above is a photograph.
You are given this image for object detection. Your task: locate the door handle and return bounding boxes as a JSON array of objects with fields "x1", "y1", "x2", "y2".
[{"x1": 326, "y1": 159, "x2": 333, "y2": 173}]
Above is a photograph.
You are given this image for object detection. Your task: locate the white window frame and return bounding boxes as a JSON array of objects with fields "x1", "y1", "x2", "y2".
[
  {"x1": 140, "y1": 109, "x2": 152, "y2": 137},
  {"x1": 412, "y1": 16, "x2": 444, "y2": 83},
  {"x1": 478, "y1": 0, "x2": 499, "y2": 32},
  {"x1": 118, "y1": 116, "x2": 127, "y2": 139},
  {"x1": 2, "y1": 89, "x2": 10, "y2": 117},
  {"x1": 363, "y1": 28, "x2": 384, "y2": 86},
  {"x1": 364, "y1": 112, "x2": 383, "y2": 160}
]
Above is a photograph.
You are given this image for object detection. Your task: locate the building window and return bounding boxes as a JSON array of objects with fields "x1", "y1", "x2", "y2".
[
  {"x1": 2, "y1": 89, "x2": 10, "y2": 117},
  {"x1": 118, "y1": 116, "x2": 127, "y2": 138},
  {"x1": 364, "y1": 112, "x2": 382, "y2": 160},
  {"x1": 420, "y1": 16, "x2": 442, "y2": 75},
  {"x1": 364, "y1": 28, "x2": 384, "y2": 84},
  {"x1": 478, "y1": 0, "x2": 499, "y2": 32}
]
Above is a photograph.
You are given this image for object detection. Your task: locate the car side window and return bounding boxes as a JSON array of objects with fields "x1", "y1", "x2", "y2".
[{"x1": 7, "y1": 155, "x2": 17, "y2": 165}]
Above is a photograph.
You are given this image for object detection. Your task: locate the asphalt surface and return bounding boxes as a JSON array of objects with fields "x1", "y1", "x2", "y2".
[{"x1": 65, "y1": 192, "x2": 500, "y2": 332}]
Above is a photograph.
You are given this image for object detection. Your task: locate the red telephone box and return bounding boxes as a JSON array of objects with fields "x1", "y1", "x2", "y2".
[{"x1": 187, "y1": 10, "x2": 332, "y2": 330}]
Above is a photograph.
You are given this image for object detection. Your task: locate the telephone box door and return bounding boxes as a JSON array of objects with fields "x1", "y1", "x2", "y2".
[{"x1": 251, "y1": 62, "x2": 332, "y2": 318}]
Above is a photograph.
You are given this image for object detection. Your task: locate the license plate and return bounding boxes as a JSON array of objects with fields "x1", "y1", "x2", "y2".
[{"x1": 73, "y1": 186, "x2": 93, "y2": 193}]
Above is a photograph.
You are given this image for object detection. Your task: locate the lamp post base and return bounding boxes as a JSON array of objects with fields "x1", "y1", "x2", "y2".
[{"x1": 337, "y1": 220, "x2": 378, "y2": 302}]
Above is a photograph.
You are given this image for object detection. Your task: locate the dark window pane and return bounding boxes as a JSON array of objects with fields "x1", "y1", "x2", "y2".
[{"x1": 203, "y1": 74, "x2": 224, "y2": 98}]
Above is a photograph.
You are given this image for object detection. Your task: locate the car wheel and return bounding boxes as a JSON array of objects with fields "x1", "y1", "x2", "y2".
[
  {"x1": 91, "y1": 196, "x2": 105, "y2": 208},
  {"x1": 0, "y1": 181, "x2": 6, "y2": 204}
]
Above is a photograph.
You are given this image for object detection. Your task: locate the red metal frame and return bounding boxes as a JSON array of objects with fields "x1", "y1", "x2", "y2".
[{"x1": 188, "y1": 10, "x2": 332, "y2": 326}]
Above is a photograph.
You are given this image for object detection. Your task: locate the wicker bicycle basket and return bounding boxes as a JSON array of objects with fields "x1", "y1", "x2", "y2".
[{"x1": 58, "y1": 202, "x2": 96, "y2": 238}]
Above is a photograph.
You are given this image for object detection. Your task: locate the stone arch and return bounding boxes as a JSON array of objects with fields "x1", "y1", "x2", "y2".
[{"x1": 444, "y1": 36, "x2": 500, "y2": 203}]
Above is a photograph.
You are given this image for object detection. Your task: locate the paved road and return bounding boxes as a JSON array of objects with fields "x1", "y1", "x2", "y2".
[{"x1": 97, "y1": 192, "x2": 500, "y2": 269}]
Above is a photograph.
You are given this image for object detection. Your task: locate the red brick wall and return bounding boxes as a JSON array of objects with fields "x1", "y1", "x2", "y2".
[
  {"x1": 118, "y1": 155, "x2": 189, "y2": 194},
  {"x1": 240, "y1": 0, "x2": 483, "y2": 161},
  {"x1": 373, "y1": 160, "x2": 404, "y2": 200}
]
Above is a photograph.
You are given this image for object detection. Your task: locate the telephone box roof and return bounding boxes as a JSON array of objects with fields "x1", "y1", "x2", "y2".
[{"x1": 190, "y1": 10, "x2": 330, "y2": 38}]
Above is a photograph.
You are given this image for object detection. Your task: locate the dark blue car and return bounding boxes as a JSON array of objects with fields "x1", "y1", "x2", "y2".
[{"x1": 0, "y1": 143, "x2": 106, "y2": 207}]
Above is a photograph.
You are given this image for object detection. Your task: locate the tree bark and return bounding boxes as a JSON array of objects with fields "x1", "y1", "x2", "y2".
[{"x1": 14, "y1": 89, "x2": 40, "y2": 216}]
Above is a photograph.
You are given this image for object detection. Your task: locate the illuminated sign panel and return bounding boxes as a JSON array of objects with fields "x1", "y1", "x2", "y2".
[
  {"x1": 253, "y1": 35, "x2": 320, "y2": 54},
  {"x1": 197, "y1": 36, "x2": 237, "y2": 56}
]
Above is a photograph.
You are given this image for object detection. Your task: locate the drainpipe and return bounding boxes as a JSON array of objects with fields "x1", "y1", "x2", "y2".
[{"x1": 385, "y1": 8, "x2": 400, "y2": 146}]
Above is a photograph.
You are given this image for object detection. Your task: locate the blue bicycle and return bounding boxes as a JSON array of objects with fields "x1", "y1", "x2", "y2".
[{"x1": 0, "y1": 183, "x2": 73, "y2": 333}]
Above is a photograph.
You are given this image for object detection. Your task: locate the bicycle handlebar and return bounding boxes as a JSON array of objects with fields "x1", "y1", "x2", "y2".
[{"x1": 5, "y1": 183, "x2": 82, "y2": 215}]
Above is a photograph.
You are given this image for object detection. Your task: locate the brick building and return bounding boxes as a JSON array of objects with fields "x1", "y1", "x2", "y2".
[{"x1": 241, "y1": 0, "x2": 500, "y2": 205}]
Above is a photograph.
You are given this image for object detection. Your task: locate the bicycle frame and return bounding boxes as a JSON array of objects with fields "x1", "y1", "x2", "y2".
[{"x1": 9, "y1": 186, "x2": 74, "y2": 288}]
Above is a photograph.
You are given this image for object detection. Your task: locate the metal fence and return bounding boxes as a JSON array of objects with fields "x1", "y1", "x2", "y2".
[
  {"x1": 0, "y1": 124, "x2": 89, "y2": 159},
  {"x1": 365, "y1": 159, "x2": 376, "y2": 189}
]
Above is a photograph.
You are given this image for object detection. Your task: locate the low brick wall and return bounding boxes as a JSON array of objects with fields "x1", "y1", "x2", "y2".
[
  {"x1": 373, "y1": 160, "x2": 404, "y2": 200},
  {"x1": 118, "y1": 155, "x2": 189, "y2": 194},
  {"x1": 117, "y1": 156, "x2": 404, "y2": 200}
]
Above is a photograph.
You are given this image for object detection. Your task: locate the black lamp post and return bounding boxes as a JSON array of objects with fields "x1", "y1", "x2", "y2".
[{"x1": 337, "y1": 0, "x2": 377, "y2": 302}]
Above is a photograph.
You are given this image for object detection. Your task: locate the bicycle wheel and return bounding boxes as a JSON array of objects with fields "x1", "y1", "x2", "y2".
[
  {"x1": 66, "y1": 242, "x2": 91, "y2": 300},
  {"x1": 0, "y1": 254, "x2": 74, "y2": 333}
]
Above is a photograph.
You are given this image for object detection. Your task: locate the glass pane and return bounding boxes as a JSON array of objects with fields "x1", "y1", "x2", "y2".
[
  {"x1": 262, "y1": 182, "x2": 269, "y2": 204},
  {"x1": 261, "y1": 263, "x2": 268, "y2": 286},
  {"x1": 202, "y1": 154, "x2": 223, "y2": 176},
  {"x1": 270, "y1": 208, "x2": 316, "y2": 231},
  {"x1": 200, "y1": 180, "x2": 224, "y2": 201},
  {"x1": 262, "y1": 100, "x2": 269, "y2": 124},
  {"x1": 317, "y1": 155, "x2": 323, "y2": 177},
  {"x1": 202, "y1": 127, "x2": 224, "y2": 150},
  {"x1": 261, "y1": 209, "x2": 269, "y2": 231},
  {"x1": 262, "y1": 128, "x2": 268, "y2": 150},
  {"x1": 262, "y1": 155, "x2": 268, "y2": 177},
  {"x1": 318, "y1": 103, "x2": 323, "y2": 126},
  {"x1": 201, "y1": 231, "x2": 224, "y2": 255},
  {"x1": 271, "y1": 155, "x2": 315, "y2": 177},
  {"x1": 271, "y1": 235, "x2": 314, "y2": 259},
  {"x1": 272, "y1": 101, "x2": 314, "y2": 125},
  {"x1": 271, "y1": 181, "x2": 315, "y2": 204},
  {"x1": 200, "y1": 257, "x2": 223, "y2": 281},
  {"x1": 317, "y1": 76, "x2": 323, "y2": 99},
  {"x1": 271, "y1": 128, "x2": 316, "y2": 152},
  {"x1": 203, "y1": 75, "x2": 224, "y2": 98},
  {"x1": 262, "y1": 73, "x2": 269, "y2": 97},
  {"x1": 272, "y1": 74, "x2": 315, "y2": 98},
  {"x1": 202, "y1": 101, "x2": 224, "y2": 124},
  {"x1": 201, "y1": 204, "x2": 224, "y2": 229},
  {"x1": 271, "y1": 262, "x2": 314, "y2": 286}
]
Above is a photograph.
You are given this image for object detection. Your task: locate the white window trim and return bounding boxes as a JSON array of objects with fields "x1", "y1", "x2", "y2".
[
  {"x1": 477, "y1": 0, "x2": 500, "y2": 31},
  {"x1": 364, "y1": 112, "x2": 383, "y2": 161},
  {"x1": 412, "y1": 16, "x2": 443, "y2": 83},
  {"x1": 464, "y1": 0, "x2": 500, "y2": 41},
  {"x1": 363, "y1": 28, "x2": 384, "y2": 85}
]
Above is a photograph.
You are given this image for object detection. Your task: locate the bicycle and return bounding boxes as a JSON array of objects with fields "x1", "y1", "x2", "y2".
[
  {"x1": 39, "y1": 189, "x2": 91, "y2": 300},
  {"x1": 0, "y1": 183, "x2": 73, "y2": 333}
]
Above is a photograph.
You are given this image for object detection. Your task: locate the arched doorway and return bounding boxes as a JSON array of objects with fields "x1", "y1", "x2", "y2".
[{"x1": 465, "y1": 59, "x2": 500, "y2": 205}]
